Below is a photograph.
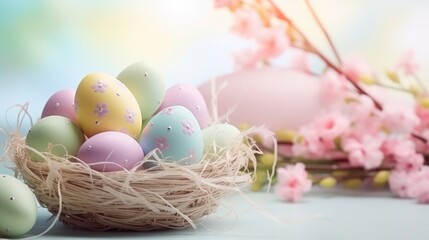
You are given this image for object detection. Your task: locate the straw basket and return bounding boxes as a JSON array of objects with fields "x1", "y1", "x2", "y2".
[{"x1": 6, "y1": 131, "x2": 256, "y2": 231}]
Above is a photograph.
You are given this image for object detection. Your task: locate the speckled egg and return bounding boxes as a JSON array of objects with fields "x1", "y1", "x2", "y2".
[
  {"x1": 202, "y1": 123, "x2": 240, "y2": 154},
  {"x1": 117, "y1": 62, "x2": 165, "y2": 120},
  {"x1": 41, "y1": 89, "x2": 77, "y2": 123},
  {"x1": 0, "y1": 175, "x2": 37, "y2": 238},
  {"x1": 160, "y1": 83, "x2": 210, "y2": 128},
  {"x1": 25, "y1": 116, "x2": 85, "y2": 162},
  {"x1": 140, "y1": 105, "x2": 203, "y2": 165},
  {"x1": 75, "y1": 72, "x2": 142, "y2": 139},
  {"x1": 77, "y1": 131, "x2": 144, "y2": 172}
]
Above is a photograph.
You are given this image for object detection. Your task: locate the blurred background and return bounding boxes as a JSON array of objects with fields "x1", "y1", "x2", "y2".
[{"x1": 1, "y1": 0, "x2": 429, "y2": 132}]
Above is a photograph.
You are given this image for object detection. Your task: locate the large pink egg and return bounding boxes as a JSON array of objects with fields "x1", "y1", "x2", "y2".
[
  {"x1": 41, "y1": 89, "x2": 76, "y2": 123},
  {"x1": 198, "y1": 67, "x2": 327, "y2": 132},
  {"x1": 77, "y1": 131, "x2": 144, "y2": 172},
  {"x1": 160, "y1": 83, "x2": 210, "y2": 128}
]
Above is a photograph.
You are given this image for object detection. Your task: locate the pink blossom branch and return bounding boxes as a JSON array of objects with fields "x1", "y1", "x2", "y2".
[{"x1": 304, "y1": 0, "x2": 342, "y2": 65}]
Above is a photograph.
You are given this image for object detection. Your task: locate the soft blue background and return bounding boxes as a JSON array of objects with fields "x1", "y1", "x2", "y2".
[{"x1": 2, "y1": 1, "x2": 429, "y2": 239}]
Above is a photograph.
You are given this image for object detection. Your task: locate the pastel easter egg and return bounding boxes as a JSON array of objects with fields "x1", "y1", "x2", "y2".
[
  {"x1": 0, "y1": 175, "x2": 37, "y2": 238},
  {"x1": 160, "y1": 83, "x2": 210, "y2": 128},
  {"x1": 202, "y1": 123, "x2": 240, "y2": 154},
  {"x1": 77, "y1": 131, "x2": 144, "y2": 172},
  {"x1": 198, "y1": 67, "x2": 328, "y2": 132},
  {"x1": 140, "y1": 105, "x2": 203, "y2": 165},
  {"x1": 25, "y1": 115, "x2": 85, "y2": 162},
  {"x1": 117, "y1": 62, "x2": 165, "y2": 120},
  {"x1": 41, "y1": 89, "x2": 77, "y2": 123},
  {"x1": 75, "y1": 72, "x2": 142, "y2": 139}
]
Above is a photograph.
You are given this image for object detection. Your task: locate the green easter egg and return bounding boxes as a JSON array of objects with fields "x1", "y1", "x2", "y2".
[
  {"x1": 117, "y1": 62, "x2": 165, "y2": 120},
  {"x1": 25, "y1": 115, "x2": 85, "y2": 161},
  {"x1": 0, "y1": 175, "x2": 37, "y2": 238},
  {"x1": 202, "y1": 123, "x2": 240, "y2": 154}
]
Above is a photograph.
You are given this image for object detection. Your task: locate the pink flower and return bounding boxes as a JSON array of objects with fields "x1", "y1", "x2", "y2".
[
  {"x1": 231, "y1": 8, "x2": 263, "y2": 38},
  {"x1": 381, "y1": 104, "x2": 420, "y2": 134},
  {"x1": 342, "y1": 135, "x2": 384, "y2": 170},
  {"x1": 342, "y1": 55, "x2": 373, "y2": 83},
  {"x1": 409, "y1": 167, "x2": 429, "y2": 203},
  {"x1": 92, "y1": 80, "x2": 108, "y2": 93},
  {"x1": 155, "y1": 136, "x2": 169, "y2": 151},
  {"x1": 394, "y1": 49, "x2": 419, "y2": 76},
  {"x1": 256, "y1": 25, "x2": 289, "y2": 59},
  {"x1": 124, "y1": 109, "x2": 136, "y2": 124},
  {"x1": 381, "y1": 139, "x2": 415, "y2": 160},
  {"x1": 415, "y1": 104, "x2": 429, "y2": 129},
  {"x1": 275, "y1": 163, "x2": 312, "y2": 202},
  {"x1": 289, "y1": 50, "x2": 310, "y2": 73},
  {"x1": 395, "y1": 153, "x2": 424, "y2": 172},
  {"x1": 233, "y1": 48, "x2": 259, "y2": 70},
  {"x1": 321, "y1": 70, "x2": 347, "y2": 101},
  {"x1": 389, "y1": 170, "x2": 415, "y2": 198},
  {"x1": 94, "y1": 103, "x2": 108, "y2": 117},
  {"x1": 312, "y1": 112, "x2": 349, "y2": 142},
  {"x1": 292, "y1": 127, "x2": 327, "y2": 158},
  {"x1": 214, "y1": 0, "x2": 239, "y2": 8},
  {"x1": 182, "y1": 121, "x2": 195, "y2": 136}
]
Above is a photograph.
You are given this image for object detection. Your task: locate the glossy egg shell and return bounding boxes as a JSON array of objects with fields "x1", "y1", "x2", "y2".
[
  {"x1": 0, "y1": 175, "x2": 37, "y2": 238},
  {"x1": 41, "y1": 89, "x2": 77, "y2": 123},
  {"x1": 25, "y1": 115, "x2": 85, "y2": 162},
  {"x1": 160, "y1": 83, "x2": 210, "y2": 128},
  {"x1": 77, "y1": 131, "x2": 144, "y2": 172},
  {"x1": 74, "y1": 72, "x2": 142, "y2": 139},
  {"x1": 140, "y1": 105, "x2": 203, "y2": 165},
  {"x1": 117, "y1": 61, "x2": 165, "y2": 120}
]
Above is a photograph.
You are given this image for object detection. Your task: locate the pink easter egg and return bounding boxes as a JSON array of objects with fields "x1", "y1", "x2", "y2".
[
  {"x1": 159, "y1": 83, "x2": 210, "y2": 128},
  {"x1": 198, "y1": 67, "x2": 327, "y2": 132},
  {"x1": 77, "y1": 131, "x2": 144, "y2": 172},
  {"x1": 41, "y1": 89, "x2": 77, "y2": 123}
]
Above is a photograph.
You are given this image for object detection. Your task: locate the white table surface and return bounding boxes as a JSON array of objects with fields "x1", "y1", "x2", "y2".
[{"x1": 1, "y1": 159, "x2": 429, "y2": 240}]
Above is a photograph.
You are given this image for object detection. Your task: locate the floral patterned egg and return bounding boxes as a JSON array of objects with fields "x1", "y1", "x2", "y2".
[
  {"x1": 140, "y1": 105, "x2": 203, "y2": 165},
  {"x1": 159, "y1": 83, "x2": 210, "y2": 128},
  {"x1": 75, "y1": 72, "x2": 142, "y2": 139}
]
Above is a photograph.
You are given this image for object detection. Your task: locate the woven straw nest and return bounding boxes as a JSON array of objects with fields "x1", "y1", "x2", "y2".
[{"x1": 6, "y1": 130, "x2": 257, "y2": 231}]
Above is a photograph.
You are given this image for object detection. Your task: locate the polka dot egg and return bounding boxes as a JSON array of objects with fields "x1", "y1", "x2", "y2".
[
  {"x1": 140, "y1": 105, "x2": 203, "y2": 165},
  {"x1": 75, "y1": 72, "x2": 142, "y2": 139}
]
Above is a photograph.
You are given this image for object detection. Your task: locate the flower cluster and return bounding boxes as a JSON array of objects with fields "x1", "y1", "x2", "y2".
[{"x1": 215, "y1": 0, "x2": 429, "y2": 202}]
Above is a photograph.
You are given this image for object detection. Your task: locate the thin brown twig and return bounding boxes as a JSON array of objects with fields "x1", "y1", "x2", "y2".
[{"x1": 304, "y1": 0, "x2": 342, "y2": 65}]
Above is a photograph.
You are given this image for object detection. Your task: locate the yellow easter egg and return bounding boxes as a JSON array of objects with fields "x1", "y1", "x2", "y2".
[{"x1": 75, "y1": 72, "x2": 142, "y2": 138}]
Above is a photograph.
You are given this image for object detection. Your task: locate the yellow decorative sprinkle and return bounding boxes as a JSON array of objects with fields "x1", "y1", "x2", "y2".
[
  {"x1": 343, "y1": 178, "x2": 362, "y2": 189},
  {"x1": 276, "y1": 129, "x2": 296, "y2": 142},
  {"x1": 258, "y1": 153, "x2": 275, "y2": 168},
  {"x1": 385, "y1": 70, "x2": 400, "y2": 83},
  {"x1": 255, "y1": 169, "x2": 268, "y2": 183},
  {"x1": 332, "y1": 170, "x2": 349, "y2": 178},
  {"x1": 238, "y1": 122, "x2": 250, "y2": 131},
  {"x1": 373, "y1": 170, "x2": 390, "y2": 185},
  {"x1": 359, "y1": 75, "x2": 375, "y2": 85},
  {"x1": 250, "y1": 182, "x2": 263, "y2": 192},
  {"x1": 409, "y1": 84, "x2": 422, "y2": 97},
  {"x1": 319, "y1": 177, "x2": 337, "y2": 188},
  {"x1": 419, "y1": 97, "x2": 429, "y2": 109}
]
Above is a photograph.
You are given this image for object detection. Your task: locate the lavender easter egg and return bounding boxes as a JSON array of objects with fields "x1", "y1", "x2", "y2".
[
  {"x1": 140, "y1": 105, "x2": 203, "y2": 165},
  {"x1": 77, "y1": 131, "x2": 144, "y2": 172},
  {"x1": 75, "y1": 73, "x2": 142, "y2": 139},
  {"x1": 198, "y1": 67, "x2": 327, "y2": 132},
  {"x1": 117, "y1": 62, "x2": 165, "y2": 120},
  {"x1": 41, "y1": 89, "x2": 77, "y2": 123},
  {"x1": 160, "y1": 83, "x2": 210, "y2": 128}
]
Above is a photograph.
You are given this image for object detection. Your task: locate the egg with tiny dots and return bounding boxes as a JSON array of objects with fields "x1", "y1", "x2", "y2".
[
  {"x1": 77, "y1": 131, "x2": 144, "y2": 172},
  {"x1": 140, "y1": 105, "x2": 203, "y2": 165},
  {"x1": 0, "y1": 175, "x2": 37, "y2": 238},
  {"x1": 159, "y1": 83, "x2": 210, "y2": 128},
  {"x1": 41, "y1": 89, "x2": 77, "y2": 123},
  {"x1": 74, "y1": 72, "x2": 142, "y2": 139}
]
